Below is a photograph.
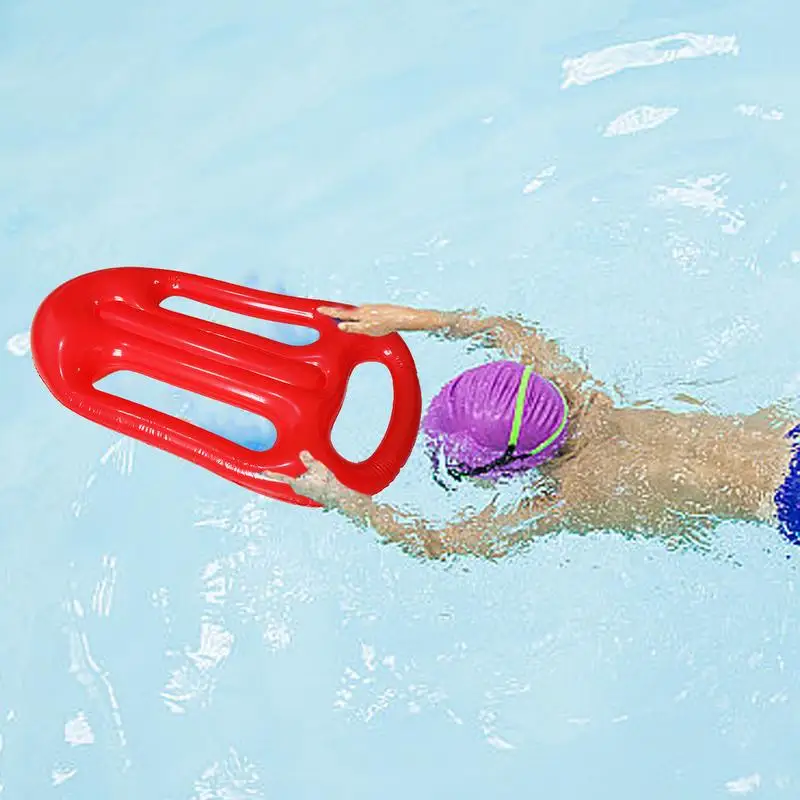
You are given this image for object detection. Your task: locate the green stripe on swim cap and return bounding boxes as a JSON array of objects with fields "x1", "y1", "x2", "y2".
[
  {"x1": 508, "y1": 365, "x2": 534, "y2": 449},
  {"x1": 508, "y1": 366, "x2": 570, "y2": 456},
  {"x1": 527, "y1": 380, "x2": 569, "y2": 458}
]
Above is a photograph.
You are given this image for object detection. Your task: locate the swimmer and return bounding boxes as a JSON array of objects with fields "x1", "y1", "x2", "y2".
[{"x1": 262, "y1": 304, "x2": 798, "y2": 559}]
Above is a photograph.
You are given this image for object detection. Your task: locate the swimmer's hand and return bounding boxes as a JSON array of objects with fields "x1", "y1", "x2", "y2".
[
  {"x1": 317, "y1": 304, "x2": 439, "y2": 337},
  {"x1": 261, "y1": 450, "x2": 362, "y2": 507}
]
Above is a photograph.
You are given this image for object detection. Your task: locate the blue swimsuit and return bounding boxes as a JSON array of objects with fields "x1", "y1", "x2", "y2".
[{"x1": 774, "y1": 424, "x2": 800, "y2": 545}]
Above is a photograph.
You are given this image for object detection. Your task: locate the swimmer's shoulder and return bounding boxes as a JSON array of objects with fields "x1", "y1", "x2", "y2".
[
  {"x1": 564, "y1": 385, "x2": 616, "y2": 438},
  {"x1": 540, "y1": 388, "x2": 619, "y2": 480}
]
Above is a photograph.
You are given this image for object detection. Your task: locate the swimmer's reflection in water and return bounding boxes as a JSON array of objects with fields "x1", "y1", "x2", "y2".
[{"x1": 263, "y1": 304, "x2": 799, "y2": 559}]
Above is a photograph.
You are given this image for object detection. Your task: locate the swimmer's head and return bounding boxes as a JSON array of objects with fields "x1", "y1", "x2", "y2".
[{"x1": 422, "y1": 361, "x2": 569, "y2": 484}]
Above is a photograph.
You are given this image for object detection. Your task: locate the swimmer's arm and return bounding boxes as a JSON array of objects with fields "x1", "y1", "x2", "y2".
[
  {"x1": 332, "y1": 490, "x2": 565, "y2": 560},
  {"x1": 414, "y1": 309, "x2": 600, "y2": 407},
  {"x1": 262, "y1": 453, "x2": 563, "y2": 559},
  {"x1": 317, "y1": 303, "x2": 600, "y2": 405}
]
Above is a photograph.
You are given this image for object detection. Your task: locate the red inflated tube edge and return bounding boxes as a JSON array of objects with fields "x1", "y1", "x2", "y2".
[{"x1": 29, "y1": 267, "x2": 423, "y2": 506}]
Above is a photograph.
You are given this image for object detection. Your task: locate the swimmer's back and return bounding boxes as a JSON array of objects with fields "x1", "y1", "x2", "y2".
[{"x1": 545, "y1": 403, "x2": 792, "y2": 535}]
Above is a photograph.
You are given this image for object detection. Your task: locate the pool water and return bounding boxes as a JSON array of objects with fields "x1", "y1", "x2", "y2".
[{"x1": 3, "y1": 0, "x2": 800, "y2": 797}]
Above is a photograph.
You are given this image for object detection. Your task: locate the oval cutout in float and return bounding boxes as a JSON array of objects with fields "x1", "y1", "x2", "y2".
[
  {"x1": 96, "y1": 371, "x2": 277, "y2": 451},
  {"x1": 330, "y1": 362, "x2": 394, "y2": 463},
  {"x1": 161, "y1": 296, "x2": 319, "y2": 346}
]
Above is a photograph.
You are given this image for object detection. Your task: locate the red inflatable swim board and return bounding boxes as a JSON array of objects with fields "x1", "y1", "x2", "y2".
[{"x1": 30, "y1": 267, "x2": 422, "y2": 506}]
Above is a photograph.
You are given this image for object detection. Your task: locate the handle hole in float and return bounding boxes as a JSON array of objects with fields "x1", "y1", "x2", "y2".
[
  {"x1": 95, "y1": 372, "x2": 278, "y2": 452},
  {"x1": 161, "y1": 296, "x2": 319, "y2": 346},
  {"x1": 331, "y1": 362, "x2": 393, "y2": 462}
]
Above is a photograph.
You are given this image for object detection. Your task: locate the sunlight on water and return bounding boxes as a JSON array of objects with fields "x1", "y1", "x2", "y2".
[{"x1": 2, "y1": 1, "x2": 800, "y2": 798}]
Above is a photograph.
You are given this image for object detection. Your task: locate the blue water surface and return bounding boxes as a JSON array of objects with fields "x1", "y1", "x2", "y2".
[{"x1": 3, "y1": 0, "x2": 800, "y2": 798}]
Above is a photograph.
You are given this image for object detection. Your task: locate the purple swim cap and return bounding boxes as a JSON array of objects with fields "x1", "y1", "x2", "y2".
[{"x1": 422, "y1": 361, "x2": 569, "y2": 481}]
